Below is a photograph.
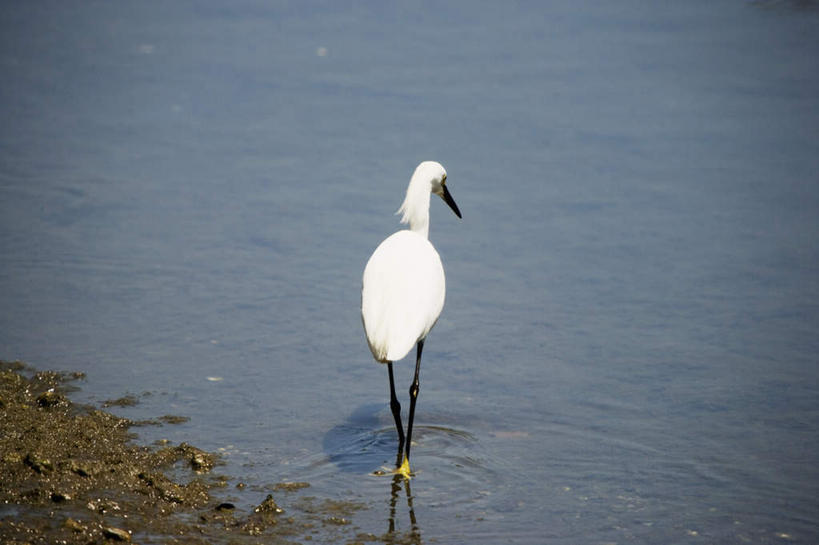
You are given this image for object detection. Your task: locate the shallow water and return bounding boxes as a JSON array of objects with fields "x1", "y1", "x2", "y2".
[{"x1": 2, "y1": 1, "x2": 819, "y2": 543}]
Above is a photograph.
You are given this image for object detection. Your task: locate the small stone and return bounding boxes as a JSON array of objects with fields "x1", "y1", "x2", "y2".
[
  {"x1": 88, "y1": 499, "x2": 120, "y2": 513},
  {"x1": 24, "y1": 452, "x2": 53, "y2": 473},
  {"x1": 64, "y1": 517, "x2": 86, "y2": 532},
  {"x1": 254, "y1": 494, "x2": 283, "y2": 514},
  {"x1": 102, "y1": 526, "x2": 131, "y2": 541},
  {"x1": 36, "y1": 389, "x2": 65, "y2": 407},
  {"x1": 215, "y1": 502, "x2": 235, "y2": 511},
  {"x1": 70, "y1": 460, "x2": 95, "y2": 477},
  {"x1": 190, "y1": 451, "x2": 213, "y2": 472},
  {"x1": 51, "y1": 491, "x2": 71, "y2": 502}
]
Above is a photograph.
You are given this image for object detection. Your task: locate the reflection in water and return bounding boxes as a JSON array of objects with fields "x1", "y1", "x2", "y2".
[
  {"x1": 323, "y1": 404, "x2": 495, "y2": 543},
  {"x1": 387, "y1": 452, "x2": 421, "y2": 544}
]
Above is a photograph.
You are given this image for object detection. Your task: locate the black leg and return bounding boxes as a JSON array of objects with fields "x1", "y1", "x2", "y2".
[
  {"x1": 405, "y1": 339, "x2": 424, "y2": 462},
  {"x1": 387, "y1": 362, "x2": 405, "y2": 449}
]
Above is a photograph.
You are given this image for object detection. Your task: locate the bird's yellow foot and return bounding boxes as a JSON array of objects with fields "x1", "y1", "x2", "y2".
[
  {"x1": 371, "y1": 457, "x2": 413, "y2": 478},
  {"x1": 396, "y1": 456, "x2": 412, "y2": 479}
]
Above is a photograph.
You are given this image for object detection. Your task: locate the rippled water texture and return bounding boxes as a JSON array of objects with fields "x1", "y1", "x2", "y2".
[{"x1": 2, "y1": 1, "x2": 818, "y2": 543}]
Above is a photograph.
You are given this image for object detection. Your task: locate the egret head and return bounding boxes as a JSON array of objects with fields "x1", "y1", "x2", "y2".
[
  {"x1": 398, "y1": 161, "x2": 462, "y2": 235},
  {"x1": 418, "y1": 161, "x2": 462, "y2": 219}
]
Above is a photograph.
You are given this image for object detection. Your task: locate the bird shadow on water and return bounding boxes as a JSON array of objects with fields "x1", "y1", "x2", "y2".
[
  {"x1": 321, "y1": 402, "x2": 479, "y2": 476},
  {"x1": 322, "y1": 402, "x2": 397, "y2": 474},
  {"x1": 322, "y1": 403, "x2": 480, "y2": 544}
]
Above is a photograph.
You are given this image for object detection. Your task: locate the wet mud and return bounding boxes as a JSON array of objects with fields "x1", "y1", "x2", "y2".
[{"x1": 0, "y1": 360, "x2": 366, "y2": 544}]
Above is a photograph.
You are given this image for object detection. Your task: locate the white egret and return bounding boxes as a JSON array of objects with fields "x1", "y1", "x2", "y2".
[{"x1": 361, "y1": 161, "x2": 461, "y2": 477}]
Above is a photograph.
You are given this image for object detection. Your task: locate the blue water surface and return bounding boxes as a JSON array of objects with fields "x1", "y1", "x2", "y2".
[{"x1": 2, "y1": 1, "x2": 818, "y2": 543}]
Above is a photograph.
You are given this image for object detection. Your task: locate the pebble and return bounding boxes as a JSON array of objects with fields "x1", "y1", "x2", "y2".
[
  {"x1": 254, "y1": 494, "x2": 283, "y2": 514},
  {"x1": 24, "y1": 452, "x2": 53, "y2": 473},
  {"x1": 190, "y1": 451, "x2": 213, "y2": 472},
  {"x1": 64, "y1": 518, "x2": 86, "y2": 532},
  {"x1": 36, "y1": 389, "x2": 65, "y2": 407},
  {"x1": 50, "y1": 491, "x2": 71, "y2": 502},
  {"x1": 102, "y1": 526, "x2": 131, "y2": 541}
]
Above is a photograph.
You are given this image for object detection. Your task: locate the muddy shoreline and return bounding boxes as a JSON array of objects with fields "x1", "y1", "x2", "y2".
[{"x1": 0, "y1": 360, "x2": 367, "y2": 544}]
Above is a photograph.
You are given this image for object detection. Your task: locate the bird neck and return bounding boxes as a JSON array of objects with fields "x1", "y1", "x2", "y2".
[
  {"x1": 398, "y1": 182, "x2": 431, "y2": 239},
  {"x1": 410, "y1": 217, "x2": 430, "y2": 239}
]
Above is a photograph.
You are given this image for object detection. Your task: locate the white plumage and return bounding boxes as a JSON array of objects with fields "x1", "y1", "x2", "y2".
[
  {"x1": 360, "y1": 161, "x2": 461, "y2": 476},
  {"x1": 362, "y1": 229, "x2": 445, "y2": 362}
]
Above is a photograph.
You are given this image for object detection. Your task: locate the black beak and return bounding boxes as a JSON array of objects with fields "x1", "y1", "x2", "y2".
[{"x1": 442, "y1": 184, "x2": 462, "y2": 219}]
